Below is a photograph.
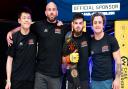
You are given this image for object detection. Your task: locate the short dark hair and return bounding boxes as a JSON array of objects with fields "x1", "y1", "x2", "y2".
[
  {"x1": 17, "y1": 7, "x2": 32, "y2": 18},
  {"x1": 91, "y1": 12, "x2": 106, "y2": 25},
  {"x1": 72, "y1": 13, "x2": 84, "y2": 22}
]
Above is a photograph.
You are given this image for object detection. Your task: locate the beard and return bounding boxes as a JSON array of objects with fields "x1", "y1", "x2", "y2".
[
  {"x1": 47, "y1": 16, "x2": 56, "y2": 23},
  {"x1": 73, "y1": 29, "x2": 82, "y2": 37}
]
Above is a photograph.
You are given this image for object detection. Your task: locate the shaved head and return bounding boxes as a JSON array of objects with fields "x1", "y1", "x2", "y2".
[
  {"x1": 46, "y1": 2, "x2": 57, "y2": 10},
  {"x1": 45, "y1": 2, "x2": 58, "y2": 23}
]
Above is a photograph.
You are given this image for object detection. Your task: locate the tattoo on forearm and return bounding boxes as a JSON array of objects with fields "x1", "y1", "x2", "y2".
[{"x1": 115, "y1": 64, "x2": 121, "y2": 78}]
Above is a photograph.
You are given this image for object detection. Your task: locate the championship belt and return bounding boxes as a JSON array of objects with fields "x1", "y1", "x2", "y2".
[
  {"x1": 70, "y1": 65, "x2": 78, "y2": 78},
  {"x1": 63, "y1": 32, "x2": 81, "y2": 89}
]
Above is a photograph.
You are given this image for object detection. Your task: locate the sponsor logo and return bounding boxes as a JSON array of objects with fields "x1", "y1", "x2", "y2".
[
  {"x1": 121, "y1": 56, "x2": 128, "y2": 88},
  {"x1": 102, "y1": 45, "x2": 109, "y2": 52},
  {"x1": 28, "y1": 39, "x2": 34, "y2": 45},
  {"x1": 81, "y1": 41, "x2": 87, "y2": 47},
  {"x1": 55, "y1": 28, "x2": 61, "y2": 34}
]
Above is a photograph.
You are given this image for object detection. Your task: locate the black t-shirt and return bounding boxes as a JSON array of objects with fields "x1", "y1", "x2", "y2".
[
  {"x1": 31, "y1": 20, "x2": 68, "y2": 77},
  {"x1": 90, "y1": 33, "x2": 119, "y2": 81},
  {"x1": 8, "y1": 31, "x2": 37, "y2": 81}
]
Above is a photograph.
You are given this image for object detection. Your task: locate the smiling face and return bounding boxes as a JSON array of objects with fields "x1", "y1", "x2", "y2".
[
  {"x1": 18, "y1": 12, "x2": 32, "y2": 30},
  {"x1": 45, "y1": 2, "x2": 58, "y2": 22},
  {"x1": 92, "y1": 16, "x2": 104, "y2": 34}
]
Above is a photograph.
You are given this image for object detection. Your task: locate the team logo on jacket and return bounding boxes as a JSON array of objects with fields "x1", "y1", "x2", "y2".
[
  {"x1": 81, "y1": 41, "x2": 87, "y2": 47},
  {"x1": 19, "y1": 42, "x2": 23, "y2": 46},
  {"x1": 102, "y1": 45, "x2": 109, "y2": 52},
  {"x1": 44, "y1": 29, "x2": 48, "y2": 32},
  {"x1": 28, "y1": 39, "x2": 34, "y2": 45},
  {"x1": 55, "y1": 28, "x2": 61, "y2": 34}
]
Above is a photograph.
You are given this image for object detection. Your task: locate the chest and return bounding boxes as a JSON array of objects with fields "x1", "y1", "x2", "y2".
[
  {"x1": 91, "y1": 39, "x2": 111, "y2": 55},
  {"x1": 74, "y1": 37, "x2": 89, "y2": 54},
  {"x1": 15, "y1": 36, "x2": 36, "y2": 50},
  {"x1": 37, "y1": 24, "x2": 64, "y2": 40}
]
